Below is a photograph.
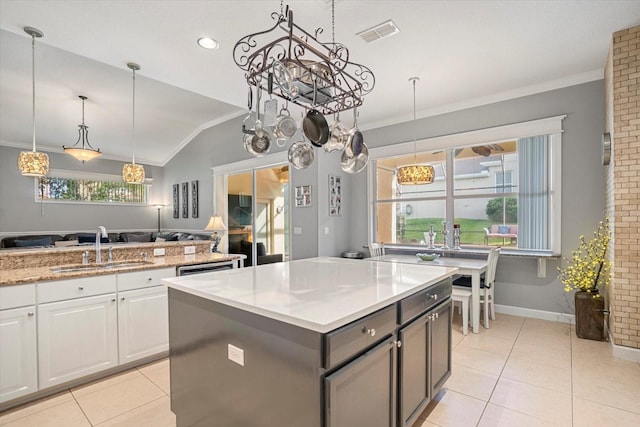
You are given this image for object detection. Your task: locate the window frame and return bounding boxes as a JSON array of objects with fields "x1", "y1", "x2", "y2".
[
  {"x1": 368, "y1": 115, "x2": 565, "y2": 255},
  {"x1": 34, "y1": 169, "x2": 151, "y2": 206}
]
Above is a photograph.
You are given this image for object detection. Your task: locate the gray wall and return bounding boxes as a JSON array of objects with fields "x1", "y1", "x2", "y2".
[
  {"x1": 0, "y1": 145, "x2": 164, "y2": 235},
  {"x1": 354, "y1": 80, "x2": 606, "y2": 314}
]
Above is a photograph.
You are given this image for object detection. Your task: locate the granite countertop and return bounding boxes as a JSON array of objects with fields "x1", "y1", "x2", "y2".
[
  {"x1": 0, "y1": 253, "x2": 243, "y2": 286},
  {"x1": 163, "y1": 257, "x2": 458, "y2": 333}
]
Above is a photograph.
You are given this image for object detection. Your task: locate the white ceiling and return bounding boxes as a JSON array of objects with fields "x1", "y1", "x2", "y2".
[{"x1": 1, "y1": 0, "x2": 639, "y2": 166}]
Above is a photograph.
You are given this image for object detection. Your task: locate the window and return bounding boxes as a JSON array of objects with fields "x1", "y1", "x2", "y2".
[
  {"x1": 369, "y1": 116, "x2": 564, "y2": 254},
  {"x1": 36, "y1": 170, "x2": 149, "y2": 205}
]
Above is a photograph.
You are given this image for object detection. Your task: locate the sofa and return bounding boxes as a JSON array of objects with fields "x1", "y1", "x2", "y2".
[
  {"x1": 228, "y1": 236, "x2": 283, "y2": 267},
  {"x1": 483, "y1": 224, "x2": 518, "y2": 245},
  {"x1": 0, "y1": 231, "x2": 212, "y2": 249}
]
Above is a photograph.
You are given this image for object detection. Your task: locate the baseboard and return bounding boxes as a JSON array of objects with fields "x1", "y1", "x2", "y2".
[
  {"x1": 495, "y1": 304, "x2": 575, "y2": 324},
  {"x1": 608, "y1": 329, "x2": 640, "y2": 362}
]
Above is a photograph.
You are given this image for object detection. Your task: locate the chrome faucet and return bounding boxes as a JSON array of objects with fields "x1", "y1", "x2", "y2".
[{"x1": 96, "y1": 226, "x2": 107, "y2": 263}]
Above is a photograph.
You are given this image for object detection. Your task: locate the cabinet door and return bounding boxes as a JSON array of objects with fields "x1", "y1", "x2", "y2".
[
  {"x1": 38, "y1": 294, "x2": 118, "y2": 388},
  {"x1": 397, "y1": 312, "x2": 430, "y2": 427},
  {"x1": 325, "y1": 338, "x2": 397, "y2": 427},
  {"x1": 0, "y1": 306, "x2": 37, "y2": 403},
  {"x1": 430, "y1": 300, "x2": 452, "y2": 396},
  {"x1": 118, "y1": 286, "x2": 168, "y2": 363}
]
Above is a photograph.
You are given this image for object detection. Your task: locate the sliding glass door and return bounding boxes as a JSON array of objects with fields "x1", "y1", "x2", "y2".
[{"x1": 227, "y1": 164, "x2": 289, "y2": 266}]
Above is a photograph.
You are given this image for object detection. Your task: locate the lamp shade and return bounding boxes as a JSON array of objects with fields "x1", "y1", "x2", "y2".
[
  {"x1": 18, "y1": 151, "x2": 49, "y2": 177},
  {"x1": 397, "y1": 164, "x2": 435, "y2": 185},
  {"x1": 122, "y1": 163, "x2": 145, "y2": 184},
  {"x1": 64, "y1": 145, "x2": 102, "y2": 161},
  {"x1": 204, "y1": 216, "x2": 227, "y2": 231}
]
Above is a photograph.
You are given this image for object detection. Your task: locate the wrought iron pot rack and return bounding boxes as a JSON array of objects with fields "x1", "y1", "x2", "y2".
[{"x1": 233, "y1": 4, "x2": 375, "y2": 115}]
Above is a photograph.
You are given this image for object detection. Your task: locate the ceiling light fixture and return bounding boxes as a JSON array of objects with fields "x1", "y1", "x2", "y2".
[
  {"x1": 397, "y1": 77, "x2": 435, "y2": 185},
  {"x1": 197, "y1": 37, "x2": 219, "y2": 50},
  {"x1": 17, "y1": 26, "x2": 49, "y2": 177},
  {"x1": 63, "y1": 95, "x2": 102, "y2": 162},
  {"x1": 122, "y1": 62, "x2": 145, "y2": 184}
]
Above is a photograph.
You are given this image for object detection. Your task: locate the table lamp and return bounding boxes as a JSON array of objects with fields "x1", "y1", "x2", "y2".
[{"x1": 204, "y1": 216, "x2": 226, "y2": 253}]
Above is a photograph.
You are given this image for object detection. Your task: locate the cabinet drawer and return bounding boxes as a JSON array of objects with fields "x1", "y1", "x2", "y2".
[
  {"x1": 324, "y1": 304, "x2": 396, "y2": 369},
  {"x1": 398, "y1": 279, "x2": 451, "y2": 325},
  {"x1": 0, "y1": 283, "x2": 35, "y2": 310},
  {"x1": 117, "y1": 267, "x2": 175, "y2": 292},
  {"x1": 37, "y1": 275, "x2": 116, "y2": 303}
]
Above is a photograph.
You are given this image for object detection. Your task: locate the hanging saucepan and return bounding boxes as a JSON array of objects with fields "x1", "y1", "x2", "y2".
[
  {"x1": 244, "y1": 87, "x2": 272, "y2": 157},
  {"x1": 272, "y1": 60, "x2": 299, "y2": 99},
  {"x1": 288, "y1": 139, "x2": 315, "y2": 170},
  {"x1": 344, "y1": 107, "x2": 364, "y2": 157},
  {"x1": 324, "y1": 112, "x2": 348, "y2": 153},
  {"x1": 340, "y1": 141, "x2": 369, "y2": 174},
  {"x1": 302, "y1": 79, "x2": 329, "y2": 147},
  {"x1": 273, "y1": 103, "x2": 297, "y2": 148}
]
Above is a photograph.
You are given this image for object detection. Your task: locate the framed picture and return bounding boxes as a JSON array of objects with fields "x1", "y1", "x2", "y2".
[
  {"x1": 191, "y1": 180, "x2": 199, "y2": 218},
  {"x1": 173, "y1": 184, "x2": 179, "y2": 218},
  {"x1": 295, "y1": 185, "x2": 312, "y2": 207},
  {"x1": 329, "y1": 175, "x2": 342, "y2": 216},
  {"x1": 182, "y1": 182, "x2": 189, "y2": 218}
]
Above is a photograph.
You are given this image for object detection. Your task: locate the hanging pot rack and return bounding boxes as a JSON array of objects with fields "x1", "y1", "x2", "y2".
[{"x1": 233, "y1": 4, "x2": 375, "y2": 115}]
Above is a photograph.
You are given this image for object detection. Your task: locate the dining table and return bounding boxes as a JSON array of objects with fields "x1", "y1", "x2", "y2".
[{"x1": 368, "y1": 254, "x2": 488, "y2": 334}]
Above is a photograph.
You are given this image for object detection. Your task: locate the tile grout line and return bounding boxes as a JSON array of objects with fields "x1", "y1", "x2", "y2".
[
  {"x1": 136, "y1": 366, "x2": 169, "y2": 397},
  {"x1": 473, "y1": 316, "x2": 526, "y2": 426},
  {"x1": 69, "y1": 388, "x2": 94, "y2": 426},
  {"x1": 90, "y1": 395, "x2": 168, "y2": 427}
]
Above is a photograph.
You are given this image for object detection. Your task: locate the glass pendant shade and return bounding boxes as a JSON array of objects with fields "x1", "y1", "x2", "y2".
[
  {"x1": 18, "y1": 26, "x2": 49, "y2": 177},
  {"x1": 397, "y1": 164, "x2": 435, "y2": 185},
  {"x1": 396, "y1": 77, "x2": 434, "y2": 185},
  {"x1": 63, "y1": 95, "x2": 102, "y2": 162},
  {"x1": 123, "y1": 163, "x2": 145, "y2": 184},
  {"x1": 18, "y1": 151, "x2": 49, "y2": 177},
  {"x1": 122, "y1": 62, "x2": 145, "y2": 183}
]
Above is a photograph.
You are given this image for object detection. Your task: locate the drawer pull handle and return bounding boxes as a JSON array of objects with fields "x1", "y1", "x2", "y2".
[
  {"x1": 27, "y1": 312, "x2": 34, "y2": 317},
  {"x1": 431, "y1": 294, "x2": 438, "y2": 300},
  {"x1": 121, "y1": 297, "x2": 126, "y2": 301},
  {"x1": 78, "y1": 286, "x2": 84, "y2": 291},
  {"x1": 111, "y1": 298, "x2": 116, "y2": 302},
  {"x1": 396, "y1": 340, "x2": 402, "y2": 348},
  {"x1": 362, "y1": 327, "x2": 376, "y2": 337}
]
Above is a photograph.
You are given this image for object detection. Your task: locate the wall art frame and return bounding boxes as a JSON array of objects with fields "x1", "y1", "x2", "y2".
[
  {"x1": 172, "y1": 184, "x2": 179, "y2": 218},
  {"x1": 294, "y1": 185, "x2": 312, "y2": 208},
  {"x1": 191, "y1": 180, "x2": 199, "y2": 218},
  {"x1": 182, "y1": 182, "x2": 189, "y2": 218},
  {"x1": 329, "y1": 175, "x2": 342, "y2": 216}
]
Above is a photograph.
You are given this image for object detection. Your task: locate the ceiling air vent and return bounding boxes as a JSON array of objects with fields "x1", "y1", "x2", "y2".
[{"x1": 356, "y1": 20, "x2": 400, "y2": 43}]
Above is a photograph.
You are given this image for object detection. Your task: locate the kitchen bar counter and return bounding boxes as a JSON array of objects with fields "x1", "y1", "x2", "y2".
[
  {"x1": 1, "y1": 251, "x2": 243, "y2": 286},
  {"x1": 165, "y1": 257, "x2": 457, "y2": 427}
]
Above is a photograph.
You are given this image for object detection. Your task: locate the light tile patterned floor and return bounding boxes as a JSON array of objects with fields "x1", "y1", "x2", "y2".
[{"x1": 1, "y1": 314, "x2": 639, "y2": 426}]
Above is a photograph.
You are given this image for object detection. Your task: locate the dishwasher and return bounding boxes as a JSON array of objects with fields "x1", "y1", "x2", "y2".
[{"x1": 176, "y1": 260, "x2": 237, "y2": 276}]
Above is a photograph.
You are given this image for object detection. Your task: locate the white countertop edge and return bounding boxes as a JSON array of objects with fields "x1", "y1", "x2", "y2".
[{"x1": 163, "y1": 265, "x2": 458, "y2": 333}]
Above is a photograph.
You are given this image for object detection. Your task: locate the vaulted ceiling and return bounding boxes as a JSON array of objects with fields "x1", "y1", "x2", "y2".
[{"x1": 1, "y1": 1, "x2": 639, "y2": 166}]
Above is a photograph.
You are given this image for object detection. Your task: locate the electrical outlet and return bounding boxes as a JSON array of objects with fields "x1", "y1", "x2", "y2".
[
  {"x1": 184, "y1": 246, "x2": 196, "y2": 255},
  {"x1": 228, "y1": 344, "x2": 244, "y2": 366},
  {"x1": 323, "y1": 227, "x2": 329, "y2": 235},
  {"x1": 153, "y1": 248, "x2": 165, "y2": 257},
  {"x1": 294, "y1": 227, "x2": 302, "y2": 235}
]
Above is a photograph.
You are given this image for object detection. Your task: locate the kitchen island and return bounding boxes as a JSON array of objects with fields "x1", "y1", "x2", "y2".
[{"x1": 163, "y1": 257, "x2": 457, "y2": 427}]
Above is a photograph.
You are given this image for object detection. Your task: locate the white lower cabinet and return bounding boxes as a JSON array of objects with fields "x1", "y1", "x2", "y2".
[
  {"x1": 38, "y1": 293, "x2": 118, "y2": 389},
  {"x1": 118, "y1": 286, "x2": 168, "y2": 363},
  {"x1": 0, "y1": 306, "x2": 37, "y2": 403}
]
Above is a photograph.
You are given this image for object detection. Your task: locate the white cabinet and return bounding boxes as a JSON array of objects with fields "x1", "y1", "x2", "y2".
[
  {"x1": 116, "y1": 268, "x2": 174, "y2": 364},
  {"x1": 0, "y1": 305, "x2": 37, "y2": 403},
  {"x1": 118, "y1": 286, "x2": 168, "y2": 363},
  {"x1": 37, "y1": 276, "x2": 118, "y2": 389}
]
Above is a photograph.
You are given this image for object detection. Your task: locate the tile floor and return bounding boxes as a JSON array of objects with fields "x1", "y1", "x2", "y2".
[{"x1": 1, "y1": 314, "x2": 639, "y2": 426}]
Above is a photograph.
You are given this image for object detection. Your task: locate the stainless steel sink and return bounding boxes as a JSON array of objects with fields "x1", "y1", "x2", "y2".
[{"x1": 50, "y1": 260, "x2": 154, "y2": 273}]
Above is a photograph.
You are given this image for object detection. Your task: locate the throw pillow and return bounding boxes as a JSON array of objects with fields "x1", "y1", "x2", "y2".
[
  {"x1": 15, "y1": 237, "x2": 51, "y2": 247},
  {"x1": 55, "y1": 239, "x2": 79, "y2": 247},
  {"x1": 125, "y1": 233, "x2": 152, "y2": 242},
  {"x1": 498, "y1": 225, "x2": 511, "y2": 234},
  {"x1": 154, "y1": 237, "x2": 166, "y2": 242}
]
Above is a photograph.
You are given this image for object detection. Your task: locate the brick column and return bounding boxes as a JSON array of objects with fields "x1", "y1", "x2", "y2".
[{"x1": 611, "y1": 25, "x2": 640, "y2": 348}]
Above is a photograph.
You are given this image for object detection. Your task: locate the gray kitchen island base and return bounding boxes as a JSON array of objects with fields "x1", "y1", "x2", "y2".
[{"x1": 165, "y1": 258, "x2": 454, "y2": 427}]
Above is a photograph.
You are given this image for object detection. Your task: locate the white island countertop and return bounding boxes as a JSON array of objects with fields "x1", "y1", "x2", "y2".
[{"x1": 163, "y1": 257, "x2": 457, "y2": 333}]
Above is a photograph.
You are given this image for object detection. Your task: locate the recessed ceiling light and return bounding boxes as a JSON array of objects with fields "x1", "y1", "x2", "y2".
[{"x1": 197, "y1": 37, "x2": 219, "y2": 50}]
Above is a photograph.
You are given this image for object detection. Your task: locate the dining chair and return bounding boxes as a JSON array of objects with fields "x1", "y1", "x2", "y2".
[
  {"x1": 451, "y1": 287, "x2": 472, "y2": 335},
  {"x1": 368, "y1": 242, "x2": 385, "y2": 257},
  {"x1": 452, "y1": 247, "x2": 500, "y2": 328}
]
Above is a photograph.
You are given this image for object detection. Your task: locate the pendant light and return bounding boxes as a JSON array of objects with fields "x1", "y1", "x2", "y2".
[
  {"x1": 63, "y1": 95, "x2": 102, "y2": 162},
  {"x1": 396, "y1": 77, "x2": 434, "y2": 185},
  {"x1": 17, "y1": 26, "x2": 49, "y2": 177},
  {"x1": 122, "y1": 62, "x2": 145, "y2": 184}
]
